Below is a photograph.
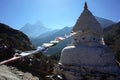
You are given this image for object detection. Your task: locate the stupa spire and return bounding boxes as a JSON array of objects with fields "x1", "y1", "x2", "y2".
[{"x1": 84, "y1": 2, "x2": 88, "y2": 10}]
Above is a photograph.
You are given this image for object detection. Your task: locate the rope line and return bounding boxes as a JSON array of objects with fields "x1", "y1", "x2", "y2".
[{"x1": 0, "y1": 31, "x2": 81, "y2": 65}]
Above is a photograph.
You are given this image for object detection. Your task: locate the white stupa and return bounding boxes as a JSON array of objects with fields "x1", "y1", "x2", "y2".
[{"x1": 54, "y1": 2, "x2": 120, "y2": 80}]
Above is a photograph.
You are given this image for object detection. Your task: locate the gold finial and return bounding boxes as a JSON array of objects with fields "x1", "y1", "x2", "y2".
[{"x1": 84, "y1": 2, "x2": 88, "y2": 10}]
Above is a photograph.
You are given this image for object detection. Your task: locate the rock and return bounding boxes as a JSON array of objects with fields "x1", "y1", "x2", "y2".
[
  {"x1": 0, "y1": 23, "x2": 34, "y2": 61},
  {"x1": 0, "y1": 65, "x2": 40, "y2": 80},
  {"x1": 0, "y1": 23, "x2": 33, "y2": 50},
  {"x1": 0, "y1": 65, "x2": 21, "y2": 80}
]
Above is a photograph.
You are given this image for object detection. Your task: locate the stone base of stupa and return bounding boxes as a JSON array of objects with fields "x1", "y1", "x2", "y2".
[{"x1": 53, "y1": 64, "x2": 120, "y2": 80}]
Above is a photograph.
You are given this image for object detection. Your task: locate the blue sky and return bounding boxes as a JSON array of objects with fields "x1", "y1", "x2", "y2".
[{"x1": 0, "y1": 0, "x2": 120, "y2": 29}]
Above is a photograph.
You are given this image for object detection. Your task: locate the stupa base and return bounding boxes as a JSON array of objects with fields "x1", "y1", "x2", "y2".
[{"x1": 52, "y1": 64, "x2": 120, "y2": 80}]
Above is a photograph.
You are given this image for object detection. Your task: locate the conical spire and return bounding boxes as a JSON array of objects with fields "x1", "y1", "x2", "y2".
[
  {"x1": 84, "y1": 2, "x2": 88, "y2": 10},
  {"x1": 72, "y1": 2, "x2": 103, "y2": 36}
]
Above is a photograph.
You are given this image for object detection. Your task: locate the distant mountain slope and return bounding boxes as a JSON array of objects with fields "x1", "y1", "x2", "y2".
[
  {"x1": 31, "y1": 26, "x2": 72, "y2": 47},
  {"x1": 95, "y1": 16, "x2": 115, "y2": 28},
  {"x1": 37, "y1": 29, "x2": 59, "y2": 39},
  {"x1": 104, "y1": 22, "x2": 120, "y2": 61},
  {"x1": 20, "y1": 21, "x2": 51, "y2": 38}
]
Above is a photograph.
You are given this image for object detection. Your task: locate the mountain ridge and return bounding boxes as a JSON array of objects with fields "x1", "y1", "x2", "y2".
[
  {"x1": 95, "y1": 16, "x2": 115, "y2": 28},
  {"x1": 20, "y1": 21, "x2": 51, "y2": 38},
  {"x1": 20, "y1": 17, "x2": 115, "y2": 39}
]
